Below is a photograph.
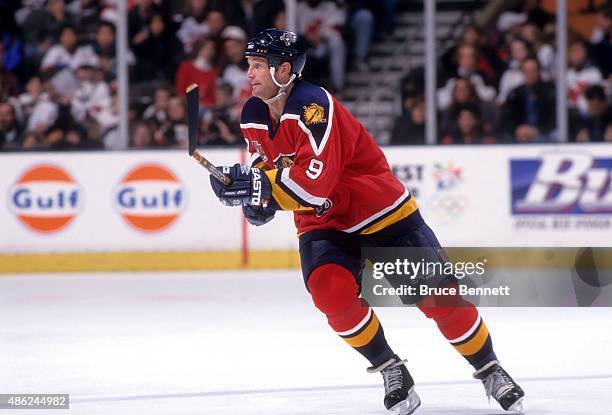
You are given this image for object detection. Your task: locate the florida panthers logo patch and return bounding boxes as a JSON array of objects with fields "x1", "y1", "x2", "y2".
[
  {"x1": 303, "y1": 103, "x2": 327, "y2": 126},
  {"x1": 315, "y1": 199, "x2": 333, "y2": 217},
  {"x1": 280, "y1": 32, "x2": 297, "y2": 46},
  {"x1": 275, "y1": 155, "x2": 295, "y2": 169}
]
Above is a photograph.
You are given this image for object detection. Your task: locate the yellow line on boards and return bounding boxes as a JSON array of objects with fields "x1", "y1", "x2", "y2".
[
  {"x1": 2, "y1": 248, "x2": 611, "y2": 274},
  {"x1": 0, "y1": 251, "x2": 301, "y2": 273}
]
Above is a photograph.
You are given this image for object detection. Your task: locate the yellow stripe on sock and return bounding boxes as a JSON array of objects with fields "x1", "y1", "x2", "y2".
[
  {"x1": 344, "y1": 314, "x2": 381, "y2": 348},
  {"x1": 454, "y1": 322, "x2": 490, "y2": 356}
]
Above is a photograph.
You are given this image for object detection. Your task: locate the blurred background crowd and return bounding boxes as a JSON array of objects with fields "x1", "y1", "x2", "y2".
[
  {"x1": 1, "y1": 0, "x2": 612, "y2": 152},
  {"x1": 395, "y1": 0, "x2": 612, "y2": 145}
]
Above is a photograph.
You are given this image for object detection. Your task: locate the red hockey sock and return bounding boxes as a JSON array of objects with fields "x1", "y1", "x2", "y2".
[
  {"x1": 417, "y1": 285, "x2": 497, "y2": 370},
  {"x1": 307, "y1": 263, "x2": 395, "y2": 366}
]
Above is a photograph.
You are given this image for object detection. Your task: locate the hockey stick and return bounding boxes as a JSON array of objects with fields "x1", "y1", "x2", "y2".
[{"x1": 186, "y1": 83, "x2": 233, "y2": 185}]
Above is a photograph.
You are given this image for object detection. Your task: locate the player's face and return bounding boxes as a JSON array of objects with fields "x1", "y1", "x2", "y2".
[{"x1": 247, "y1": 57, "x2": 276, "y2": 99}]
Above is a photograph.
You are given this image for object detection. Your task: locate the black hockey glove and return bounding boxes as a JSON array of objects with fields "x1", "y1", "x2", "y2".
[
  {"x1": 209, "y1": 164, "x2": 272, "y2": 207},
  {"x1": 242, "y1": 204, "x2": 276, "y2": 226}
]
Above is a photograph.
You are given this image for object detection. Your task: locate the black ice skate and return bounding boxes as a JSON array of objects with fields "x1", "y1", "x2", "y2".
[
  {"x1": 368, "y1": 355, "x2": 421, "y2": 415},
  {"x1": 473, "y1": 360, "x2": 525, "y2": 413}
]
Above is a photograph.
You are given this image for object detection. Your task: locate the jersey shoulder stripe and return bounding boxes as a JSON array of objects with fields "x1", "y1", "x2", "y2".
[{"x1": 282, "y1": 81, "x2": 334, "y2": 156}]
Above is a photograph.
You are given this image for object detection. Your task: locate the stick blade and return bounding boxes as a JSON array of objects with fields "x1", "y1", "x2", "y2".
[{"x1": 186, "y1": 83, "x2": 199, "y2": 156}]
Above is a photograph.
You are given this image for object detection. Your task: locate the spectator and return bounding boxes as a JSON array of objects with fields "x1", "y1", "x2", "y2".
[
  {"x1": 440, "y1": 103, "x2": 495, "y2": 145},
  {"x1": 523, "y1": 0, "x2": 554, "y2": 29},
  {"x1": 179, "y1": 7, "x2": 228, "y2": 53},
  {"x1": 497, "y1": 12, "x2": 531, "y2": 64},
  {"x1": 203, "y1": 81, "x2": 241, "y2": 146},
  {"x1": 131, "y1": 12, "x2": 182, "y2": 82},
  {"x1": 297, "y1": 0, "x2": 347, "y2": 92},
  {"x1": 571, "y1": 85, "x2": 612, "y2": 142},
  {"x1": 218, "y1": 0, "x2": 285, "y2": 38},
  {"x1": 440, "y1": 77, "x2": 495, "y2": 135},
  {"x1": 399, "y1": 69, "x2": 424, "y2": 114},
  {"x1": 176, "y1": 37, "x2": 219, "y2": 107},
  {"x1": 520, "y1": 23, "x2": 555, "y2": 77},
  {"x1": 0, "y1": 43, "x2": 19, "y2": 101},
  {"x1": 176, "y1": 0, "x2": 210, "y2": 54},
  {"x1": 390, "y1": 96, "x2": 425, "y2": 145},
  {"x1": 25, "y1": 77, "x2": 60, "y2": 135},
  {"x1": 154, "y1": 95, "x2": 188, "y2": 147},
  {"x1": 567, "y1": 39, "x2": 603, "y2": 114},
  {"x1": 99, "y1": 3, "x2": 120, "y2": 24},
  {"x1": 91, "y1": 21, "x2": 123, "y2": 82},
  {"x1": 68, "y1": 0, "x2": 102, "y2": 40},
  {"x1": 347, "y1": 1, "x2": 375, "y2": 71},
  {"x1": 592, "y1": 4, "x2": 612, "y2": 78},
  {"x1": 22, "y1": 0, "x2": 73, "y2": 66},
  {"x1": 20, "y1": 130, "x2": 45, "y2": 150},
  {"x1": 17, "y1": 77, "x2": 43, "y2": 122},
  {"x1": 219, "y1": 25, "x2": 250, "y2": 101},
  {"x1": 48, "y1": 128, "x2": 91, "y2": 149},
  {"x1": 502, "y1": 57, "x2": 556, "y2": 143},
  {"x1": 142, "y1": 84, "x2": 171, "y2": 124},
  {"x1": 591, "y1": 3, "x2": 612, "y2": 44},
  {"x1": 440, "y1": 25, "x2": 504, "y2": 86},
  {"x1": 377, "y1": 0, "x2": 398, "y2": 37},
  {"x1": 204, "y1": 8, "x2": 227, "y2": 40},
  {"x1": 130, "y1": 120, "x2": 155, "y2": 148},
  {"x1": 0, "y1": 102, "x2": 24, "y2": 150},
  {"x1": 273, "y1": 8, "x2": 287, "y2": 29},
  {"x1": 438, "y1": 44, "x2": 496, "y2": 110},
  {"x1": 33, "y1": 90, "x2": 101, "y2": 150},
  {"x1": 99, "y1": 93, "x2": 121, "y2": 149},
  {"x1": 446, "y1": 77, "x2": 479, "y2": 107},
  {"x1": 128, "y1": 0, "x2": 161, "y2": 47},
  {"x1": 70, "y1": 58, "x2": 113, "y2": 140},
  {"x1": 40, "y1": 24, "x2": 97, "y2": 73},
  {"x1": 46, "y1": 111, "x2": 101, "y2": 150},
  {"x1": 589, "y1": 2, "x2": 612, "y2": 45},
  {"x1": 1, "y1": 30, "x2": 24, "y2": 81},
  {"x1": 496, "y1": 37, "x2": 533, "y2": 104}
]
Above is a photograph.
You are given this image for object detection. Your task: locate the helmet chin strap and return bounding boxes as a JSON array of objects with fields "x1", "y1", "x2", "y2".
[{"x1": 263, "y1": 67, "x2": 297, "y2": 105}]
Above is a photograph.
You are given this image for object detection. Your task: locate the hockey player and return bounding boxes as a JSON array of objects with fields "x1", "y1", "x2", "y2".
[{"x1": 209, "y1": 28, "x2": 525, "y2": 414}]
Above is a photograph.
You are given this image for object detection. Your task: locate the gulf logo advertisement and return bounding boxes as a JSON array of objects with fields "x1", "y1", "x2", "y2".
[
  {"x1": 9, "y1": 164, "x2": 82, "y2": 234},
  {"x1": 114, "y1": 163, "x2": 186, "y2": 233}
]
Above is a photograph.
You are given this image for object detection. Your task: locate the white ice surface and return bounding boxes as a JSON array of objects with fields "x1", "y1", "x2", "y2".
[{"x1": 1, "y1": 270, "x2": 611, "y2": 414}]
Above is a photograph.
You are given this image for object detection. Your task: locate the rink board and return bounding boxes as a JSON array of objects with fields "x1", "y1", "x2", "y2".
[{"x1": 1, "y1": 144, "x2": 612, "y2": 272}]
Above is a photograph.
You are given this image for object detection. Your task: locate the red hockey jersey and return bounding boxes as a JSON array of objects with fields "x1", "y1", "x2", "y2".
[{"x1": 240, "y1": 80, "x2": 419, "y2": 235}]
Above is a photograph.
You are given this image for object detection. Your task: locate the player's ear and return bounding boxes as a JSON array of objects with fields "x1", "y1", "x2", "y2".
[{"x1": 279, "y1": 61, "x2": 292, "y2": 79}]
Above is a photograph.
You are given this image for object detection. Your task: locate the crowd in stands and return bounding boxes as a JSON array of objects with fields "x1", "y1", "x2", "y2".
[
  {"x1": 0, "y1": 0, "x2": 397, "y2": 151},
  {"x1": 2, "y1": 0, "x2": 117, "y2": 151},
  {"x1": 393, "y1": 0, "x2": 612, "y2": 145},
  {"x1": 3, "y1": 1, "x2": 611, "y2": 151},
  {"x1": 0, "y1": 0, "x2": 277, "y2": 151}
]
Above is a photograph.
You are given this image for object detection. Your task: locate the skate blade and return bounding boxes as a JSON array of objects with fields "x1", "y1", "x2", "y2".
[
  {"x1": 508, "y1": 397, "x2": 526, "y2": 414},
  {"x1": 390, "y1": 390, "x2": 421, "y2": 415}
]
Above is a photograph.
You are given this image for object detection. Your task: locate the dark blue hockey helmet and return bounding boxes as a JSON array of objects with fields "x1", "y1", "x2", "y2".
[{"x1": 244, "y1": 28, "x2": 306, "y2": 78}]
